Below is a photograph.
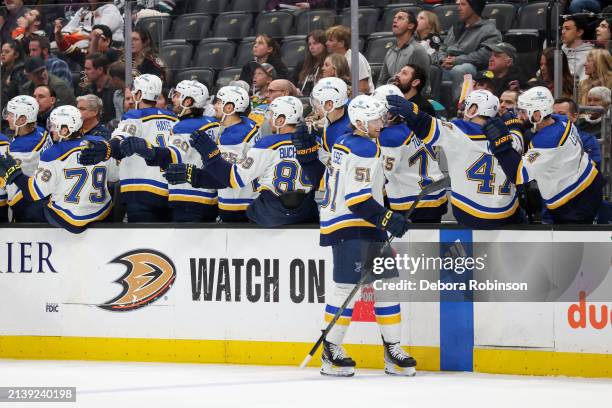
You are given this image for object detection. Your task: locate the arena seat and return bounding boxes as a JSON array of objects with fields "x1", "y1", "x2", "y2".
[
  {"x1": 194, "y1": 40, "x2": 237, "y2": 70},
  {"x1": 370, "y1": 63, "x2": 383, "y2": 84},
  {"x1": 235, "y1": 39, "x2": 256, "y2": 67},
  {"x1": 380, "y1": 5, "x2": 422, "y2": 32},
  {"x1": 503, "y1": 29, "x2": 543, "y2": 78},
  {"x1": 231, "y1": 0, "x2": 267, "y2": 13},
  {"x1": 175, "y1": 68, "x2": 216, "y2": 90},
  {"x1": 188, "y1": 0, "x2": 227, "y2": 14},
  {"x1": 365, "y1": 34, "x2": 395, "y2": 64},
  {"x1": 137, "y1": 16, "x2": 172, "y2": 46},
  {"x1": 296, "y1": 10, "x2": 337, "y2": 35},
  {"x1": 339, "y1": 7, "x2": 380, "y2": 36},
  {"x1": 170, "y1": 13, "x2": 213, "y2": 41},
  {"x1": 281, "y1": 36, "x2": 308, "y2": 69},
  {"x1": 482, "y1": 3, "x2": 517, "y2": 33},
  {"x1": 254, "y1": 11, "x2": 294, "y2": 39},
  {"x1": 515, "y1": 2, "x2": 549, "y2": 30},
  {"x1": 215, "y1": 67, "x2": 243, "y2": 92},
  {"x1": 432, "y1": 4, "x2": 459, "y2": 33},
  {"x1": 212, "y1": 12, "x2": 254, "y2": 40},
  {"x1": 160, "y1": 43, "x2": 193, "y2": 71}
]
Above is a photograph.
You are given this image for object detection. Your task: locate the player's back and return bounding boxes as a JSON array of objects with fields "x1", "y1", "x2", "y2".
[
  {"x1": 319, "y1": 133, "x2": 386, "y2": 246},
  {"x1": 429, "y1": 119, "x2": 519, "y2": 228},
  {"x1": 34, "y1": 136, "x2": 115, "y2": 228},
  {"x1": 116, "y1": 107, "x2": 178, "y2": 205},
  {"x1": 0, "y1": 134, "x2": 9, "y2": 209}
]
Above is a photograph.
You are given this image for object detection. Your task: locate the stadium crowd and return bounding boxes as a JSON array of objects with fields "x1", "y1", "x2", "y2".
[{"x1": 0, "y1": 0, "x2": 610, "y2": 231}]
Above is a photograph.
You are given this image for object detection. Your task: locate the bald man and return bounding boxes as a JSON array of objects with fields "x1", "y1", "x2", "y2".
[{"x1": 257, "y1": 79, "x2": 300, "y2": 136}]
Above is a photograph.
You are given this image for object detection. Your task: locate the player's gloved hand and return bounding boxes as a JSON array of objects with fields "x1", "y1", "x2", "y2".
[
  {"x1": 78, "y1": 140, "x2": 111, "y2": 165},
  {"x1": 483, "y1": 117, "x2": 513, "y2": 154},
  {"x1": 164, "y1": 163, "x2": 201, "y2": 186},
  {"x1": 0, "y1": 153, "x2": 23, "y2": 187},
  {"x1": 190, "y1": 130, "x2": 220, "y2": 165},
  {"x1": 386, "y1": 95, "x2": 419, "y2": 122},
  {"x1": 375, "y1": 210, "x2": 410, "y2": 238},
  {"x1": 501, "y1": 110, "x2": 523, "y2": 132},
  {"x1": 120, "y1": 137, "x2": 155, "y2": 161},
  {"x1": 291, "y1": 123, "x2": 319, "y2": 163}
]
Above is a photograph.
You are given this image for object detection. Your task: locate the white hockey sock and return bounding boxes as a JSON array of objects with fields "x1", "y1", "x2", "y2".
[
  {"x1": 374, "y1": 302, "x2": 401, "y2": 344},
  {"x1": 324, "y1": 283, "x2": 357, "y2": 345}
]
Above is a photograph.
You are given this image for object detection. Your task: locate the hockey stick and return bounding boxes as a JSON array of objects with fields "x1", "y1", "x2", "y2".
[{"x1": 299, "y1": 176, "x2": 451, "y2": 368}]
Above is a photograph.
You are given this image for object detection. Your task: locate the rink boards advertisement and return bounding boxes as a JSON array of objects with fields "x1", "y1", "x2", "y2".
[{"x1": 0, "y1": 227, "x2": 611, "y2": 378}]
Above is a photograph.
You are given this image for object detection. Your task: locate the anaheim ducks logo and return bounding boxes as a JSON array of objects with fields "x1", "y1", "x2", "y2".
[{"x1": 99, "y1": 249, "x2": 176, "y2": 312}]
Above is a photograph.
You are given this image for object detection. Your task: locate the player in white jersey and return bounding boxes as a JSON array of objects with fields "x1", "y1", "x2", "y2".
[
  {"x1": 482, "y1": 86, "x2": 604, "y2": 223},
  {"x1": 0, "y1": 134, "x2": 9, "y2": 222},
  {"x1": 387, "y1": 90, "x2": 525, "y2": 229},
  {"x1": 294, "y1": 95, "x2": 416, "y2": 377},
  {"x1": 372, "y1": 85, "x2": 448, "y2": 223},
  {"x1": 0, "y1": 106, "x2": 117, "y2": 234},
  {"x1": 187, "y1": 85, "x2": 260, "y2": 222},
  {"x1": 79, "y1": 74, "x2": 178, "y2": 222},
  {"x1": 0, "y1": 95, "x2": 52, "y2": 222},
  {"x1": 165, "y1": 96, "x2": 318, "y2": 226},
  {"x1": 118, "y1": 80, "x2": 220, "y2": 222}
]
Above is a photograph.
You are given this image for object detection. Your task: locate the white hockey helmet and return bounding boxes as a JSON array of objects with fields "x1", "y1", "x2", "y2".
[
  {"x1": 372, "y1": 84, "x2": 404, "y2": 108},
  {"x1": 132, "y1": 74, "x2": 163, "y2": 103},
  {"x1": 464, "y1": 89, "x2": 499, "y2": 119},
  {"x1": 2, "y1": 95, "x2": 39, "y2": 131},
  {"x1": 517, "y1": 86, "x2": 554, "y2": 125},
  {"x1": 310, "y1": 77, "x2": 348, "y2": 113},
  {"x1": 172, "y1": 80, "x2": 209, "y2": 110},
  {"x1": 348, "y1": 95, "x2": 387, "y2": 134},
  {"x1": 268, "y1": 96, "x2": 303, "y2": 129},
  {"x1": 216, "y1": 85, "x2": 250, "y2": 114},
  {"x1": 49, "y1": 105, "x2": 83, "y2": 140}
]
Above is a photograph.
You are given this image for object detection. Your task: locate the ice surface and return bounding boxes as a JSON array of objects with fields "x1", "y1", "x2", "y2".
[{"x1": 1, "y1": 359, "x2": 611, "y2": 408}]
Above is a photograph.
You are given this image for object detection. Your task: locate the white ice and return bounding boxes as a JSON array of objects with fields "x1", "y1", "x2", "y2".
[{"x1": 1, "y1": 359, "x2": 612, "y2": 408}]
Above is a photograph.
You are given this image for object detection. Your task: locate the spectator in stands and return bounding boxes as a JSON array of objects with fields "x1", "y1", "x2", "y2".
[
  {"x1": 498, "y1": 89, "x2": 518, "y2": 116},
  {"x1": 537, "y1": 47, "x2": 574, "y2": 99},
  {"x1": 561, "y1": 15, "x2": 593, "y2": 81},
  {"x1": 578, "y1": 49, "x2": 612, "y2": 105},
  {"x1": 297, "y1": 30, "x2": 328, "y2": 96},
  {"x1": 131, "y1": 26, "x2": 166, "y2": 81},
  {"x1": 1, "y1": 40, "x2": 25, "y2": 109},
  {"x1": 326, "y1": 25, "x2": 374, "y2": 94},
  {"x1": 80, "y1": 53, "x2": 116, "y2": 125},
  {"x1": 595, "y1": 15, "x2": 611, "y2": 51},
  {"x1": 259, "y1": 78, "x2": 299, "y2": 135},
  {"x1": 33, "y1": 85, "x2": 56, "y2": 129},
  {"x1": 240, "y1": 35, "x2": 289, "y2": 83},
  {"x1": 321, "y1": 53, "x2": 352, "y2": 86},
  {"x1": 77, "y1": 94, "x2": 111, "y2": 140},
  {"x1": 553, "y1": 97, "x2": 601, "y2": 168},
  {"x1": 578, "y1": 86, "x2": 611, "y2": 139},
  {"x1": 432, "y1": 0, "x2": 501, "y2": 103},
  {"x1": 1, "y1": 0, "x2": 27, "y2": 44},
  {"x1": 392, "y1": 63, "x2": 436, "y2": 117},
  {"x1": 60, "y1": 0, "x2": 124, "y2": 43},
  {"x1": 124, "y1": 86, "x2": 135, "y2": 113},
  {"x1": 249, "y1": 63, "x2": 276, "y2": 128},
  {"x1": 108, "y1": 61, "x2": 126, "y2": 122},
  {"x1": 88, "y1": 24, "x2": 121, "y2": 63},
  {"x1": 28, "y1": 35, "x2": 74, "y2": 89},
  {"x1": 266, "y1": 0, "x2": 326, "y2": 10},
  {"x1": 11, "y1": 7, "x2": 45, "y2": 42},
  {"x1": 20, "y1": 56, "x2": 76, "y2": 107},
  {"x1": 377, "y1": 9, "x2": 430, "y2": 88},
  {"x1": 135, "y1": 0, "x2": 181, "y2": 22},
  {"x1": 566, "y1": 0, "x2": 601, "y2": 14},
  {"x1": 416, "y1": 10, "x2": 442, "y2": 57},
  {"x1": 472, "y1": 70, "x2": 495, "y2": 93},
  {"x1": 485, "y1": 42, "x2": 526, "y2": 97}
]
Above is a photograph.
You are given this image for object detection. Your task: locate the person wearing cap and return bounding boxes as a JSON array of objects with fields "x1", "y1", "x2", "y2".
[
  {"x1": 485, "y1": 42, "x2": 527, "y2": 97},
  {"x1": 19, "y1": 56, "x2": 76, "y2": 108},
  {"x1": 28, "y1": 35, "x2": 73, "y2": 90},
  {"x1": 249, "y1": 63, "x2": 276, "y2": 128},
  {"x1": 472, "y1": 70, "x2": 495, "y2": 93},
  {"x1": 432, "y1": 0, "x2": 502, "y2": 105}
]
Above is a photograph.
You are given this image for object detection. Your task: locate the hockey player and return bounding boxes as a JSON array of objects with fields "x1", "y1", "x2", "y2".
[
  {"x1": 0, "y1": 95, "x2": 52, "y2": 222},
  {"x1": 78, "y1": 74, "x2": 178, "y2": 222},
  {"x1": 0, "y1": 134, "x2": 8, "y2": 222},
  {"x1": 0, "y1": 106, "x2": 117, "y2": 234},
  {"x1": 293, "y1": 95, "x2": 416, "y2": 377},
  {"x1": 482, "y1": 86, "x2": 604, "y2": 224},
  {"x1": 192, "y1": 85, "x2": 260, "y2": 222},
  {"x1": 118, "y1": 80, "x2": 220, "y2": 222},
  {"x1": 165, "y1": 96, "x2": 318, "y2": 226},
  {"x1": 386, "y1": 90, "x2": 524, "y2": 229},
  {"x1": 372, "y1": 84, "x2": 448, "y2": 223}
]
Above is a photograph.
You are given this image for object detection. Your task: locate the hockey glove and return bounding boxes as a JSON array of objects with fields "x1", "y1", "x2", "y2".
[
  {"x1": 190, "y1": 130, "x2": 220, "y2": 165},
  {"x1": 375, "y1": 210, "x2": 410, "y2": 238},
  {"x1": 386, "y1": 95, "x2": 419, "y2": 122},
  {"x1": 79, "y1": 140, "x2": 111, "y2": 165},
  {"x1": 164, "y1": 163, "x2": 201, "y2": 186},
  {"x1": 120, "y1": 137, "x2": 155, "y2": 161},
  {"x1": 501, "y1": 111, "x2": 523, "y2": 133},
  {"x1": 483, "y1": 117, "x2": 514, "y2": 154},
  {"x1": 291, "y1": 124, "x2": 319, "y2": 163},
  {"x1": 0, "y1": 153, "x2": 23, "y2": 187}
]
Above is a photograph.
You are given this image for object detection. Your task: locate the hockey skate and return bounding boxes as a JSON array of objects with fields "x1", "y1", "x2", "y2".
[
  {"x1": 320, "y1": 339, "x2": 356, "y2": 377},
  {"x1": 383, "y1": 340, "x2": 417, "y2": 376}
]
